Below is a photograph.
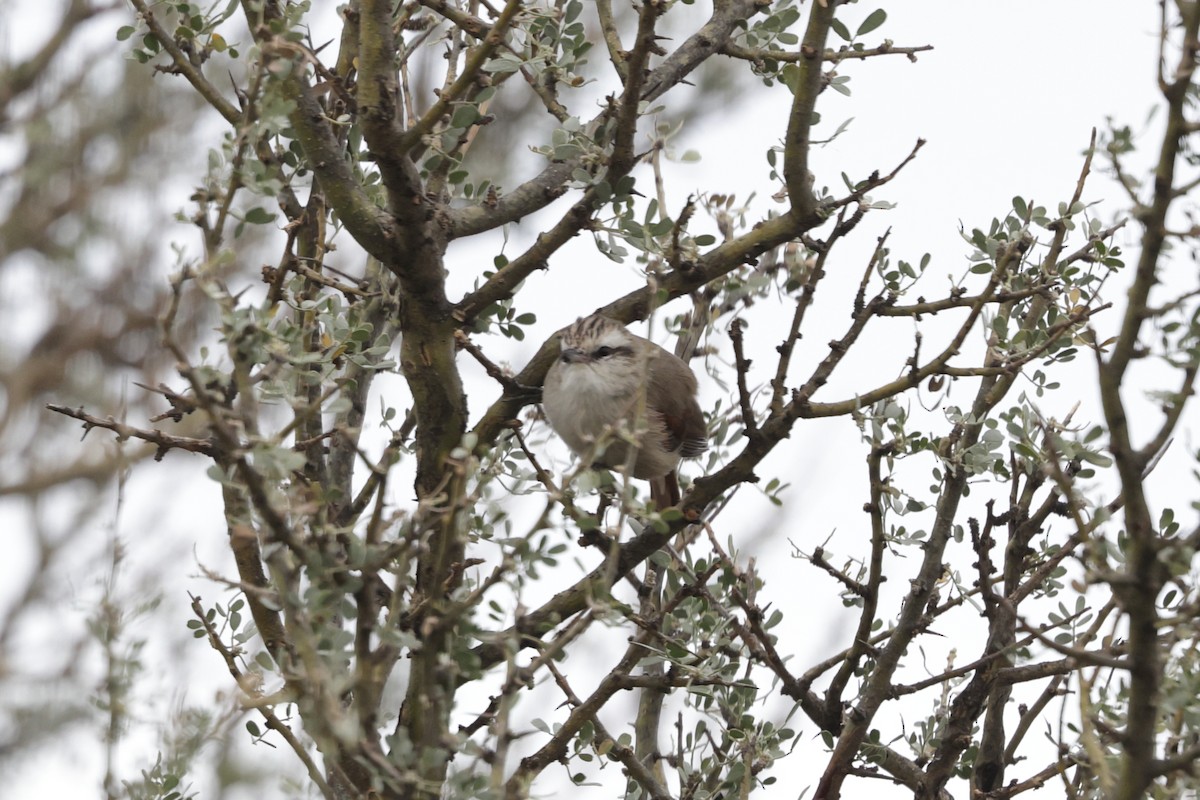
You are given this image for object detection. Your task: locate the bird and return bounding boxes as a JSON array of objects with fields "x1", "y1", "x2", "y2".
[{"x1": 541, "y1": 315, "x2": 707, "y2": 509}]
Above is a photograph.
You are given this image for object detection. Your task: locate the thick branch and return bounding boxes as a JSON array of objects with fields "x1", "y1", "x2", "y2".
[
  {"x1": 396, "y1": 0, "x2": 522, "y2": 156},
  {"x1": 448, "y1": 0, "x2": 770, "y2": 238},
  {"x1": 128, "y1": 0, "x2": 240, "y2": 124},
  {"x1": 358, "y1": 0, "x2": 424, "y2": 209},
  {"x1": 1096, "y1": 8, "x2": 1200, "y2": 799},
  {"x1": 607, "y1": 1, "x2": 662, "y2": 176},
  {"x1": 503, "y1": 634, "x2": 648, "y2": 798},
  {"x1": 783, "y1": 1, "x2": 838, "y2": 218},
  {"x1": 273, "y1": 56, "x2": 406, "y2": 264}
]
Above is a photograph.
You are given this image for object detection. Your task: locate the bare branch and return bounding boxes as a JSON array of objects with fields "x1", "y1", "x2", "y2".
[
  {"x1": 720, "y1": 41, "x2": 934, "y2": 65},
  {"x1": 46, "y1": 404, "x2": 217, "y2": 459}
]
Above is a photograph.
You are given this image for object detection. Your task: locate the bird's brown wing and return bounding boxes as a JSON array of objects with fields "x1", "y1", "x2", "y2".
[{"x1": 646, "y1": 350, "x2": 707, "y2": 458}]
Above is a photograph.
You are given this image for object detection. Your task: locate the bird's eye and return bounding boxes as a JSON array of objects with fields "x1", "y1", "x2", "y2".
[{"x1": 594, "y1": 346, "x2": 615, "y2": 358}]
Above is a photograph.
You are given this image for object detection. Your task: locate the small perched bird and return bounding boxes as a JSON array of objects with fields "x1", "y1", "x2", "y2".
[{"x1": 542, "y1": 315, "x2": 707, "y2": 508}]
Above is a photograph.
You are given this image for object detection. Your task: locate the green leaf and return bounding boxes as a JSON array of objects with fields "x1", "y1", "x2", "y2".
[
  {"x1": 483, "y1": 54, "x2": 522, "y2": 74},
  {"x1": 244, "y1": 206, "x2": 275, "y2": 224},
  {"x1": 1078, "y1": 450, "x2": 1113, "y2": 468},
  {"x1": 117, "y1": 26, "x2": 137, "y2": 41},
  {"x1": 856, "y1": 9, "x2": 887, "y2": 37},
  {"x1": 217, "y1": 0, "x2": 240, "y2": 23},
  {"x1": 779, "y1": 62, "x2": 802, "y2": 95},
  {"x1": 450, "y1": 104, "x2": 480, "y2": 129},
  {"x1": 830, "y1": 18, "x2": 851, "y2": 41}
]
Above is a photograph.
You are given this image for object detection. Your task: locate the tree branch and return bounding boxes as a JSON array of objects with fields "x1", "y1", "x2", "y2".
[
  {"x1": 128, "y1": 0, "x2": 241, "y2": 124},
  {"x1": 45, "y1": 404, "x2": 217, "y2": 459},
  {"x1": 783, "y1": 0, "x2": 838, "y2": 219}
]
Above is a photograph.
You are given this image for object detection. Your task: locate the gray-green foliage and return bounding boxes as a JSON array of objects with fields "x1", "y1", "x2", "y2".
[{"x1": 14, "y1": 1, "x2": 1200, "y2": 800}]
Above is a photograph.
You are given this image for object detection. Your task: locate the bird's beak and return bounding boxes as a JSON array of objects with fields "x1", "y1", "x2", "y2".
[{"x1": 560, "y1": 348, "x2": 588, "y2": 364}]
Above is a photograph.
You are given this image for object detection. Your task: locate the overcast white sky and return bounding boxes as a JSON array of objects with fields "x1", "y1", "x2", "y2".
[{"x1": 4, "y1": 2, "x2": 1183, "y2": 798}]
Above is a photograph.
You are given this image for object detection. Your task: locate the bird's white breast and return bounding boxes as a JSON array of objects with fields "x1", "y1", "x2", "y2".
[
  {"x1": 543, "y1": 354, "x2": 679, "y2": 478},
  {"x1": 543, "y1": 361, "x2": 630, "y2": 453}
]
